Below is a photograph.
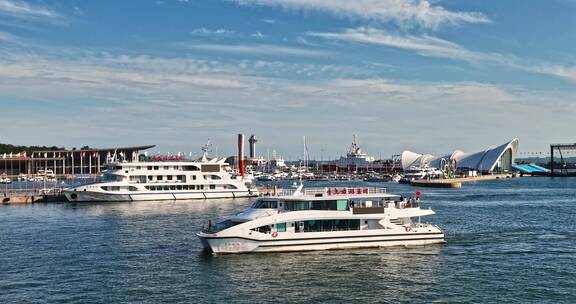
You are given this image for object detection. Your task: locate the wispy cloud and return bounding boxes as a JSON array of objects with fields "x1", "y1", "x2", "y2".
[
  {"x1": 308, "y1": 27, "x2": 479, "y2": 61},
  {"x1": 181, "y1": 43, "x2": 329, "y2": 57},
  {"x1": 0, "y1": 0, "x2": 62, "y2": 21},
  {"x1": 191, "y1": 27, "x2": 236, "y2": 37},
  {"x1": 530, "y1": 64, "x2": 576, "y2": 81},
  {"x1": 308, "y1": 27, "x2": 576, "y2": 82},
  {"x1": 228, "y1": 0, "x2": 490, "y2": 30}
]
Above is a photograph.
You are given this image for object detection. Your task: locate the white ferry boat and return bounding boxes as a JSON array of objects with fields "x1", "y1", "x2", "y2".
[
  {"x1": 64, "y1": 157, "x2": 257, "y2": 202},
  {"x1": 197, "y1": 185, "x2": 444, "y2": 254}
]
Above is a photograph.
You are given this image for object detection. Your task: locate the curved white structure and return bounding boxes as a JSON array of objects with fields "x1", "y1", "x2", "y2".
[
  {"x1": 64, "y1": 159, "x2": 258, "y2": 202},
  {"x1": 198, "y1": 185, "x2": 444, "y2": 254},
  {"x1": 401, "y1": 139, "x2": 519, "y2": 173}
]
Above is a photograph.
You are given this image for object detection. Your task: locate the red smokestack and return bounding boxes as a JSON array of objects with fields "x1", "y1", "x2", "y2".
[{"x1": 238, "y1": 133, "x2": 245, "y2": 177}]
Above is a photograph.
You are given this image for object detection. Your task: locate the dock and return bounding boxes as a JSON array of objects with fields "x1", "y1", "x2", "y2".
[
  {"x1": 1, "y1": 189, "x2": 67, "y2": 205},
  {"x1": 410, "y1": 173, "x2": 519, "y2": 188}
]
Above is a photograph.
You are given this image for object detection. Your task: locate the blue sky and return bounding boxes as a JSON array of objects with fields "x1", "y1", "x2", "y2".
[{"x1": 1, "y1": 0, "x2": 575, "y2": 160}]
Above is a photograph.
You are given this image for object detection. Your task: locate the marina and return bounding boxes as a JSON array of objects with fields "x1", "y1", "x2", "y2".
[{"x1": 1, "y1": 1, "x2": 575, "y2": 302}]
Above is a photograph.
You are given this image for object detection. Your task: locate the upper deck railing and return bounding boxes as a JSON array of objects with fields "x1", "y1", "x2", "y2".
[{"x1": 274, "y1": 187, "x2": 387, "y2": 197}]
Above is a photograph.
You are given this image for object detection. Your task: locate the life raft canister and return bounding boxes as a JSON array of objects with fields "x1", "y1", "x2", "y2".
[
  {"x1": 271, "y1": 231, "x2": 278, "y2": 238},
  {"x1": 405, "y1": 226, "x2": 412, "y2": 232}
]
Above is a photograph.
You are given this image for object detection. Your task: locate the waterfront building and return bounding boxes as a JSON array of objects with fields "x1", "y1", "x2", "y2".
[
  {"x1": 0, "y1": 145, "x2": 154, "y2": 178},
  {"x1": 400, "y1": 139, "x2": 519, "y2": 174}
]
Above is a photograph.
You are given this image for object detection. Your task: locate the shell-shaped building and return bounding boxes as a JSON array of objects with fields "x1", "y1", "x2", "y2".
[{"x1": 401, "y1": 139, "x2": 519, "y2": 173}]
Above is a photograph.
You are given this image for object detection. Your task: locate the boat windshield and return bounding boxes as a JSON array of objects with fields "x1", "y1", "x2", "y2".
[
  {"x1": 251, "y1": 200, "x2": 278, "y2": 209},
  {"x1": 101, "y1": 174, "x2": 124, "y2": 182},
  {"x1": 213, "y1": 220, "x2": 242, "y2": 232}
]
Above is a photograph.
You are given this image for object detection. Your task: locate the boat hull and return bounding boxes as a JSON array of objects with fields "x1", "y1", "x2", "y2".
[
  {"x1": 64, "y1": 190, "x2": 257, "y2": 202},
  {"x1": 198, "y1": 232, "x2": 445, "y2": 254}
]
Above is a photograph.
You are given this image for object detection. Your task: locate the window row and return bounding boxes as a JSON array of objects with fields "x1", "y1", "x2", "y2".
[
  {"x1": 252, "y1": 219, "x2": 361, "y2": 234},
  {"x1": 101, "y1": 186, "x2": 138, "y2": 191}
]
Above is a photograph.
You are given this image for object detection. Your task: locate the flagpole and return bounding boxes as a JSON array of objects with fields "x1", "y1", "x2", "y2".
[
  {"x1": 89, "y1": 152, "x2": 92, "y2": 175},
  {"x1": 80, "y1": 152, "x2": 83, "y2": 175}
]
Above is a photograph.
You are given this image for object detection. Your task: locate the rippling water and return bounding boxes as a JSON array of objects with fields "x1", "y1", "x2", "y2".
[{"x1": 1, "y1": 178, "x2": 575, "y2": 303}]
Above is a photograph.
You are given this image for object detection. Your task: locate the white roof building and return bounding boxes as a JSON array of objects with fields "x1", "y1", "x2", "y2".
[{"x1": 401, "y1": 139, "x2": 519, "y2": 173}]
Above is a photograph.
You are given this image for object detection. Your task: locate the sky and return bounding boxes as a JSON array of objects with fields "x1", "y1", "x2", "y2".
[{"x1": 1, "y1": 0, "x2": 575, "y2": 160}]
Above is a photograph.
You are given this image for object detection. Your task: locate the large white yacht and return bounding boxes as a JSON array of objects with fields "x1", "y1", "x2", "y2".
[
  {"x1": 197, "y1": 185, "x2": 444, "y2": 254},
  {"x1": 64, "y1": 154, "x2": 257, "y2": 202}
]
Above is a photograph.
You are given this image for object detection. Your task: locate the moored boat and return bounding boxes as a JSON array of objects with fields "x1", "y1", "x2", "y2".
[{"x1": 63, "y1": 155, "x2": 258, "y2": 203}]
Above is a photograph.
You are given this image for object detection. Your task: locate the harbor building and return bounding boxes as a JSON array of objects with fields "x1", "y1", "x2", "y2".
[
  {"x1": 0, "y1": 145, "x2": 155, "y2": 178},
  {"x1": 401, "y1": 139, "x2": 519, "y2": 174}
]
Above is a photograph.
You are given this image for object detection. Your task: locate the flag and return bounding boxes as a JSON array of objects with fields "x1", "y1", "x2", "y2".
[
  {"x1": 44, "y1": 152, "x2": 47, "y2": 158},
  {"x1": 92, "y1": 152, "x2": 97, "y2": 158}
]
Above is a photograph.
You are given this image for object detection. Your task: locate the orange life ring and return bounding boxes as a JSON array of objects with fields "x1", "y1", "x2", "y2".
[
  {"x1": 405, "y1": 226, "x2": 412, "y2": 232},
  {"x1": 271, "y1": 231, "x2": 278, "y2": 238}
]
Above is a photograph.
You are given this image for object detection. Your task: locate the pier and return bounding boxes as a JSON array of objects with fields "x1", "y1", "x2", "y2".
[{"x1": 411, "y1": 173, "x2": 519, "y2": 188}]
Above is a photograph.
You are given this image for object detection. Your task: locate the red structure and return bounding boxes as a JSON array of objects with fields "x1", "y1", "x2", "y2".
[{"x1": 238, "y1": 134, "x2": 245, "y2": 177}]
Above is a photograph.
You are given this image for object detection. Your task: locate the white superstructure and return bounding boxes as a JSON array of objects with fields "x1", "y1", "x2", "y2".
[
  {"x1": 198, "y1": 185, "x2": 444, "y2": 254},
  {"x1": 64, "y1": 157, "x2": 257, "y2": 202}
]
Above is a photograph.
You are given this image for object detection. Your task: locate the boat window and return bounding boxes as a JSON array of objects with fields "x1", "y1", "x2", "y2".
[
  {"x1": 177, "y1": 175, "x2": 185, "y2": 182},
  {"x1": 296, "y1": 219, "x2": 360, "y2": 233},
  {"x1": 129, "y1": 186, "x2": 138, "y2": 191},
  {"x1": 170, "y1": 185, "x2": 176, "y2": 190},
  {"x1": 251, "y1": 225, "x2": 272, "y2": 234},
  {"x1": 225, "y1": 184, "x2": 237, "y2": 190},
  {"x1": 157, "y1": 176, "x2": 163, "y2": 181},
  {"x1": 129, "y1": 175, "x2": 146, "y2": 183},
  {"x1": 136, "y1": 166, "x2": 141, "y2": 170},
  {"x1": 252, "y1": 200, "x2": 278, "y2": 209},
  {"x1": 164, "y1": 166, "x2": 169, "y2": 170},
  {"x1": 209, "y1": 185, "x2": 216, "y2": 190},
  {"x1": 183, "y1": 165, "x2": 200, "y2": 171},
  {"x1": 102, "y1": 174, "x2": 123, "y2": 182},
  {"x1": 202, "y1": 164, "x2": 220, "y2": 173},
  {"x1": 213, "y1": 220, "x2": 241, "y2": 232},
  {"x1": 147, "y1": 166, "x2": 153, "y2": 170},
  {"x1": 277, "y1": 223, "x2": 286, "y2": 232},
  {"x1": 177, "y1": 185, "x2": 183, "y2": 190},
  {"x1": 154, "y1": 166, "x2": 159, "y2": 170},
  {"x1": 167, "y1": 175, "x2": 173, "y2": 180},
  {"x1": 284, "y1": 200, "x2": 310, "y2": 211},
  {"x1": 148, "y1": 175, "x2": 153, "y2": 180},
  {"x1": 163, "y1": 186, "x2": 169, "y2": 191},
  {"x1": 192, "y1": 175, "x2": 197, "y2": 180}
]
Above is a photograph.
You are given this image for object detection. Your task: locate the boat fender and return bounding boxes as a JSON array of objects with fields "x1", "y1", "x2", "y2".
[
  {"x1": 405, "y1": 226, "x2": 412, "y2": 232},
  {"x1": 70, "y1": 193, "x2": 78, "y2": 200},
  {"x1": 271, "y1": 232, "x2": 278, "y2": 238}
]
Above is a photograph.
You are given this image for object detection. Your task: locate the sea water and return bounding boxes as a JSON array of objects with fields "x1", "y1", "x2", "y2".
[{"x1": 1, "y1": 177, "x2": 574, "y2": 303}]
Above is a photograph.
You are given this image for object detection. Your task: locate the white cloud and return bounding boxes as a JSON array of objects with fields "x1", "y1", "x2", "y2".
[
  {"x1": 251, "y1": 32, "x2": 266, "y2": 39},
  {"x1": 0, "y1": 0, "x2": 61, "y2": 21},
  {"x1": 0, "y1": 49, "x2": 574, "y2": 155},
  {"x1": 308, "y1": 27, "x2": 479, "y2": 61},
  {"x1": 228, "y1": 0, "x2": 490, "y2": 30},
  {"x1": 308, "y1": 27, "x2": 576, "y2": 82},
  {"x1": 530, "y1": 64, "x2": 576, "y2": 81},
  {"x1": 182, "y1": 43, "x2": 329, "y2": 57},
  {"x1": 191, "y1": 28, "x2": 236, "y2": 37}
]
